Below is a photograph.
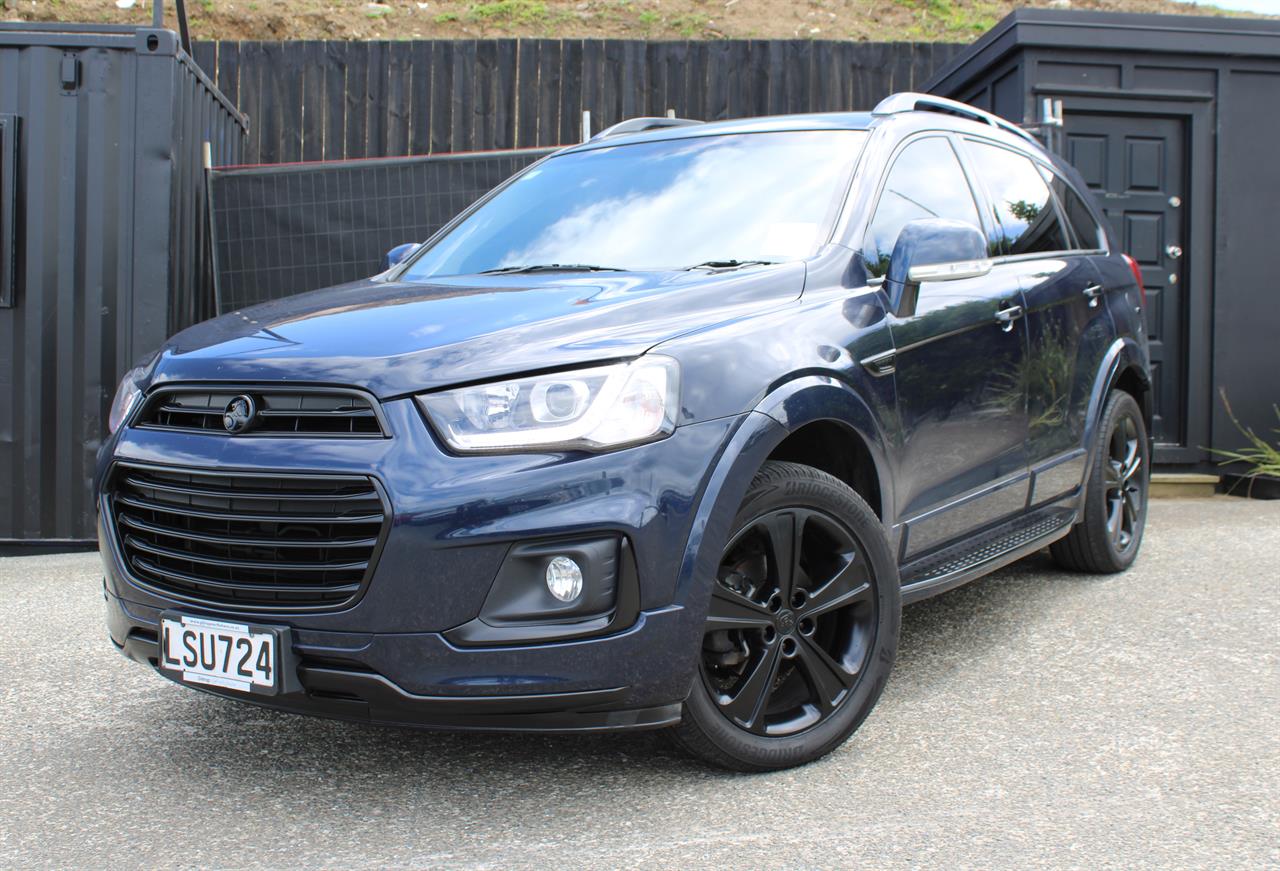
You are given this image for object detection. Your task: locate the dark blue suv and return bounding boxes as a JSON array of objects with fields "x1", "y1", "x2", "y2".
[{"x1": 98, "y1": 93, "x2": 1152, "y2": 770}]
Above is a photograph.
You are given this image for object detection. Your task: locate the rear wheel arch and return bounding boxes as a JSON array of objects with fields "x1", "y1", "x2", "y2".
[
  {"x1": 1087, "y1": 338, "x2": 1152, "y2": 446},
  {"x1": 1112, "y1": 364, "x2": 1152, "y2": 431}
]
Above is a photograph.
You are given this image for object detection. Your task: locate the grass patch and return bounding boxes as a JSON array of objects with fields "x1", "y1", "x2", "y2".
[
  {"x1": 669, "y1": 11, "x2": 709, "y2": 35},
  {"x1": 898, "y1": 0, "x2": 1000, "y2": 36},
  {"x1": 466, "y1": 0, "x2": 552, "y2": 23}
]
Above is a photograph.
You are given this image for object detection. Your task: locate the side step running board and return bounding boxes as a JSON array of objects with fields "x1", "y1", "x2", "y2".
[{"x1": 899, "y1": 508, "x2": 1075, "y2": 604}]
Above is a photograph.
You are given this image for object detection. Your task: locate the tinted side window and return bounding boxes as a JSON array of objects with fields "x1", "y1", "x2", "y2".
[
  {"x1": 1042, "y1": 167, "x2": 1107, "y2": 251},
  {"x1": 863, "y1": 137, "x2": 981, "y2": 278},
  {"x1": 966, "y1": 140, "x2": 1070, "y2": 256}
]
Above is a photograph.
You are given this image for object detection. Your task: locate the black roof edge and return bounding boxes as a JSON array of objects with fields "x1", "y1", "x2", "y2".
[{"x1": 923, "y1": 8, "x2": 1280, "y2": 96}]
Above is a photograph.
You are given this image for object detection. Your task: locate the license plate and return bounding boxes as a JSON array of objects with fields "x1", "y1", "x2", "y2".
[{"x1": 159, "y1": 613, "x2": 281, "y2": 695}]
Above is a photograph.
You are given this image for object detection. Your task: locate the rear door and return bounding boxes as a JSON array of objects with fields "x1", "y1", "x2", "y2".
[
  {"x1": 960, "y1": 138, "x2": 1114, "y2": 507},
  {"x1": 863, "y1": 135, "x2": 1031, "y2": 561}
]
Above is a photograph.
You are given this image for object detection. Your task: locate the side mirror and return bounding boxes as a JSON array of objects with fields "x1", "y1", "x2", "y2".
[
  {"x1": 383, "y1": 242, "x2": 420, "y2": 271},
  {"x1": 885, "y1": 219, "x2": 991, "y2": 317}
]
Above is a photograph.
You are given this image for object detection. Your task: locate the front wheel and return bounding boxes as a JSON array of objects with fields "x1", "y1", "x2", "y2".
[{"x1": 668, "y1": 461, "x2": 900, "y2": 771}]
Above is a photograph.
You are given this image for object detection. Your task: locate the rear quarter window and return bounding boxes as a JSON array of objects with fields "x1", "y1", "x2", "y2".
[{"x1": 1041, "y1": 167, "x2": 1108, "y2": 251}]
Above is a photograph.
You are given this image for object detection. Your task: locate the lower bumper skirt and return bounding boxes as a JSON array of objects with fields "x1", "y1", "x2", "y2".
[{"x1": 115, "y1": 630, "x2": 683, "y2": 733}]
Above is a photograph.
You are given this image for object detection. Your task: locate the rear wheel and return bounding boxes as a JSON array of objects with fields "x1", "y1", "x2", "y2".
[
  {"x1": 1051, "y1": 390, "x2": 1150, "y2": 573},
  {"x1": 668, "y1": 461, "x2": 900, "y2": 771}
]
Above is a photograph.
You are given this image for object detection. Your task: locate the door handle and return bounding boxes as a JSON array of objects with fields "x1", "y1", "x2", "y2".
[
  {"x1": 1083, "y1": 283, "x2": 1105, "y2": 308},
  {"x1": 994, "y1": 304, "x2": 1024, "y2": 332},
  {"x1": 1166, "y1": 245, "x2": 1182, "y2": 260}
]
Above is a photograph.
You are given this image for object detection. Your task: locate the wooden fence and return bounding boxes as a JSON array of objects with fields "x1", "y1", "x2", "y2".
[{"x1": 189, "y1": 39, "x2": 965, "y2": 165}]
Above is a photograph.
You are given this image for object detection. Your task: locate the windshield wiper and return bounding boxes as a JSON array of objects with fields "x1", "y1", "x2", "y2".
[
  {"x1": 683, "y1": 259, "x2": 779, "y2": 271},
  {"x1": 478, "y1": 263, "x2": 626, "y2": 275}
]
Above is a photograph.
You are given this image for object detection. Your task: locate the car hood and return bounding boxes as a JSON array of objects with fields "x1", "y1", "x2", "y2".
[{"x1": 151, "y1": 264, "x2": 807, "y2": 398}]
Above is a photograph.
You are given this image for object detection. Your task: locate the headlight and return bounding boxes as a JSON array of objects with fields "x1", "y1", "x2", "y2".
[
  {"x1": 107, "y1": 360, "x2": 153, "y2": 434},
  {"x1": 417, "y1": 357, "x2": 679, "y2": 453}
]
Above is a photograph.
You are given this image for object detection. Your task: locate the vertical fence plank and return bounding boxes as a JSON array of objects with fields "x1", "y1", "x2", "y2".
[
  {"x1": 515, "y1": 40, "x2": 540, "y2": 149},
  {"x1": 214, "y1": 40, "x2": 240, "y2": 109},
  {"x1": 300, "y1": 42, "x2": 326, "y2": 162},
  {"x1": 430, "y1": 41, "x2": 454, "y2": 154},
  {"x1": 322, "y1": 41, "x2": 347, "y2": 160},
  {"x1": 192, "y1": 41, "x2": 217, "y2": 78},
  {"x1": 409, "y1": 41, "x2": 434, "y2": 155},
  {"x1": 475, "y1": 39, "x2": 497, "y2": 150},
  {"x1": 343, "y1": 42, "x2": 369, "y2": 158},
  {"x1": 580, "y1": 39, "x2": 603, "y2": 135},
  {"x1": 387, "y1": 41, "x2": 413, "y2": 157},
  {"x1": 366, "y1": 41, "x2": 390, "y2": 158},
  {"x1": 279, "y1": 42, "x2": 305, "y2": 162},
  {"x1": 493, "y1": 39, "x2": 517, "y2": 150},
  {"x1": 535, "y1": 39, "x2": 562, "y2": 147},
  {"x1": 451, "y1": 40, "x2": 476, "y2": 151},
  {"x1": 705, "y1": 40, "x2": 730, "y2": 121},
  {"x1": 558, "y1": 39, "x2": 582, "y2": 146},
  {"x1": 235, "y1": 41, "x2": 264, "y2": 162}
]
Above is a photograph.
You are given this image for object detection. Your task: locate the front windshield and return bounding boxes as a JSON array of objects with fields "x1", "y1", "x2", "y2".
[{"x1": 402, "y1": 129, "x2": 867, "y2": 278}]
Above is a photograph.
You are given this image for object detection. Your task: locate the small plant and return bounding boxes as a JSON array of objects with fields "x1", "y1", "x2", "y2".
[{"x1": 1210, "y1": 389, "x2": 1280, "y2": 485}]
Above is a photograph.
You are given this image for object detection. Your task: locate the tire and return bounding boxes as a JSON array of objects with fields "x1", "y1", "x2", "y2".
[
  {"x1": 1051, "y1": 390, "x2": 1150, "y2": 573},
  {"x1": 667, "y1": 460, "x2": 901, "y2": 772}
]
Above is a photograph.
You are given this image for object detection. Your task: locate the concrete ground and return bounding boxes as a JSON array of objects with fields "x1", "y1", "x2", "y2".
[{"x1": 0, "y1": 498, "x2": 1276, "y2": 870}]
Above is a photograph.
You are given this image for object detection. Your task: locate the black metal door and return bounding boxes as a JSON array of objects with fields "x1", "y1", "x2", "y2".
[{"x1": 1061, "y1": 112, "x2": 1187, "y2": 449}]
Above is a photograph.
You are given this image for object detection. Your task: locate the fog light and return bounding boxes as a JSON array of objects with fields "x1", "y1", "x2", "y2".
[{"x1": 545, "y1": 556, "x2": 584, "y2": 602}]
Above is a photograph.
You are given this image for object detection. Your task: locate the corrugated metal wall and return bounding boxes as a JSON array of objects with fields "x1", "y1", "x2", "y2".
[{"x1": 0, "y1": 25, "x2": 245, "y2": 544}]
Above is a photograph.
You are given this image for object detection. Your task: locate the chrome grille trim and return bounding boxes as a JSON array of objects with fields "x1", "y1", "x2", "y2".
[{"x1": 134, "y1": 385, "x2": 388, "y2": 438}]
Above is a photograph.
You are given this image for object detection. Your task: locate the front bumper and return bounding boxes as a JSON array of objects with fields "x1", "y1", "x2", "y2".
[
  {"x1": 106, "y1": 586, "x2": 684, "y2": 731},
  {"x1": 99, "y1": 400, "x2": 756, "y2": 731}
]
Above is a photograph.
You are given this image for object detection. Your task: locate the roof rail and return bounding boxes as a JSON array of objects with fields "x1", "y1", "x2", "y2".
[
  {"x1": 591, "y1": 116, "x2": 703, "y2": 142},
  {"x1": 872, "y1": 92, "x2": 1039, "y2": 146}
]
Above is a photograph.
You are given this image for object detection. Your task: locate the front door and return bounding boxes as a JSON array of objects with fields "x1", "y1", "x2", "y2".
[
  {"x1": 860, "y1": 135, "x2": 1031, "y2": 562},
  {"x1": 1060, "y1": 112, "x2": 1188, "y2": 451}
]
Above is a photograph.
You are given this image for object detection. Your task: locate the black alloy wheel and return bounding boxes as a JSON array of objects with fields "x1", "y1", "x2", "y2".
[
  {"x1": 702, "y1": 507, "x2": 875, "y2": 736},
  {"x1": 669, "y1": 461, "x2": 900, "y2": 771},
  {"x1": 1104, "y1": 411, "x2": 1144, "y2": 552},
  {"x1": 1051, "y1": 390, "x2": 1150, "y2": 573}
]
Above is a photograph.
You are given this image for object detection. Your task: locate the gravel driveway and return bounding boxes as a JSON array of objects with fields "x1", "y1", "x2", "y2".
[{"x1": 1, "y1": 498, "x2": 1276, "y2": 870}]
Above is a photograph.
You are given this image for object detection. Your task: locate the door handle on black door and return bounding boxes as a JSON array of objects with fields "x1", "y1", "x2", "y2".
[
  {"x1": 1083, "y1": 283, "x2": 1105, "y2": 307},
  {"x1": 994, "y1": 304, "x2": 1024, "y2": 332}
]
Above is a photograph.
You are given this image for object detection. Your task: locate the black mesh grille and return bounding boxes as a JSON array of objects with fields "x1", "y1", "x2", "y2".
[
  {"x1": 108, "y1": 463, "x2": 388, "y2": 610},
  {"x1": 136, "y1": 388, "x2": 385, "y2": 437}
]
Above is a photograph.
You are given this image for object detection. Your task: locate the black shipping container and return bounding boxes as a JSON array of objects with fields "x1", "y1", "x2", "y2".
[{"x1": 0, "y1": 24, "x2": 246, "y2": 545}]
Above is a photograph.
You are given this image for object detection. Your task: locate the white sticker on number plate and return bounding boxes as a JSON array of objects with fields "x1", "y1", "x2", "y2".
[{"x1": 160, "y1": 615, "x2": 276, "y2": 693}]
